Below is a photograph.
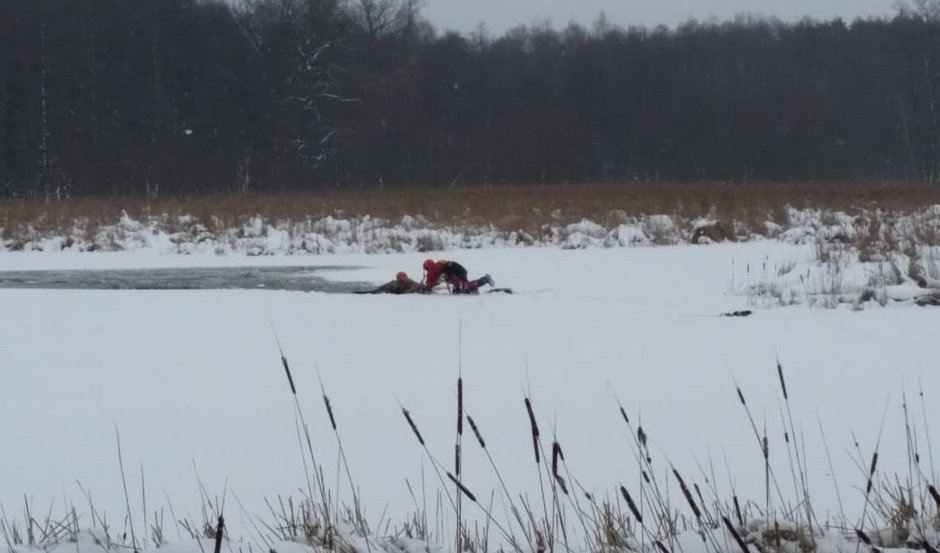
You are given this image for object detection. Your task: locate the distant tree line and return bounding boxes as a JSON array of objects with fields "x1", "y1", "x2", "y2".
[{"x1": 3, "y1": 0, "x2": 940, "y2": 198}]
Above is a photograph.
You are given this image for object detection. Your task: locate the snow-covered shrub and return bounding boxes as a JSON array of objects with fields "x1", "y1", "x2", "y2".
[
  {"x1": 611, "y1": 224, "x2": 651, "y2": 247},
  {"x1": 643, "y1": 214, "x2": 681, "y2": 245},
  {"x1": 690, "y1": 219, "x2": 732, "y2": 244}
]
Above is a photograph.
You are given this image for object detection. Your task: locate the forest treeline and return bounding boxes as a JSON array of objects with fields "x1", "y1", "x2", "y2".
[{"x1": 3, "y1": 0, "x2": 940, "y2": 198}]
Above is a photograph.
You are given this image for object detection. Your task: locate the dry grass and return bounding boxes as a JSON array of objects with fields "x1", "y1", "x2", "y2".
[{"x1": 3, "y1": 182, "x2": 940, "y2": 239}]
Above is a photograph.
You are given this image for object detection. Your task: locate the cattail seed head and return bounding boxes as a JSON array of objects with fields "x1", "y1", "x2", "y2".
[
  {"x1": 776, "y1": 360, "x2": 788, "y2": 400},
  {"x1": 672, "y1": 468, "x2": 702, "y2": 522},
  {"x1": 723, "y1": 516, "x2": 749, "y2": 553},
  {"x1": 551, "y1": 442, "x2": 560, "y2": 476},
  {"x1": 554, "y1": 473, "x2": 569, "y2": 495},
  {"x1": 467, "y1": 415, "x2": 486, "y2": 448},
  {"x1": 403, "y1": 408, "x2": 425, "y2": 446},
  {"x1": 524, "y1": 397, "x2": 540, "y2": 463},
  {"x1": 620, "y1": 486, "x2": 643, "y2": 524},
  {"x1": 866, "y1": 452, "x2": 879, "y2": 494},
  {"x1": 928, "y1": 485, "x2": 940, "y2": 509},
  {"x1": 457, "y1": 378, "x2": 464, "y2": 436},
  {"x1": 323, "y1": 395, "x2": 337, "y2": 430},
  {"x1": 447, "y1": 472, "x2": 477, "y2": 503},
  {"x1": 281, "y1": 356, "x2": 296, "y2": 395},
  {"x1": 524, "y1": 398, "x2": 539, "y2": 436}
]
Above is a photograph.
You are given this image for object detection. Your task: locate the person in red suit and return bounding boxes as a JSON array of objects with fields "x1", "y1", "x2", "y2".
[{"x1": 422, "y1": 259, "x2": 494, "y2": 294}]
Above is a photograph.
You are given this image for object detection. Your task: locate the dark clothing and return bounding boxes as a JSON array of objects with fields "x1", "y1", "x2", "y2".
[{"x1": 356, "y1": 277, "x2": 427, "y2": 295}]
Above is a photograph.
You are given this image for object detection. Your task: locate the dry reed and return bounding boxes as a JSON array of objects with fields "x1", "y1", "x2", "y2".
[{"x1": 5, "y1": 182, "x2": 940, "y2": 240}]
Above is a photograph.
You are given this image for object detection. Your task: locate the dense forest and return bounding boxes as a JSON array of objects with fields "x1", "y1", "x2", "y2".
[{"x1": 2, "y1": 0, "x2": 940, "y2": 198}]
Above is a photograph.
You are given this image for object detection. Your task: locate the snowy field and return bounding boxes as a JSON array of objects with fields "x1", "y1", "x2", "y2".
[{"x1": 2, "y1": 242, "x2": 940, "y2": 553}]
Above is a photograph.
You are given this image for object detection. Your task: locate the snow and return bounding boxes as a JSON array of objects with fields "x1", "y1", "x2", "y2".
[
  {"x1": 613, "y1": 224, "x2": 652, "y2": 247},
  {"x1": 4, "y1": 206, "x2": 938, "y2": 256},
  {"x1": 2, "y1": 242, "x2": 940, "y2": 553}
]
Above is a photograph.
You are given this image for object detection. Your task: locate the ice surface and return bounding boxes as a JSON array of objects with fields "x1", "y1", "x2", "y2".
[{"x1": 1, "y1": 243, "x2": 939, "y2": 553}]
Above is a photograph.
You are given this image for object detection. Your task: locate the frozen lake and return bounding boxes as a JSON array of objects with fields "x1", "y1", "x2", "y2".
[{"x1": 1, "y1": 243, "x2": 938, "y2": 548}]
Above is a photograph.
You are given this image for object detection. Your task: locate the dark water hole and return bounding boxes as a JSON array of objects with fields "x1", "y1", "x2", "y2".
[{"x1": 0, "y1": 265, "x2": 371, "y2": 293}]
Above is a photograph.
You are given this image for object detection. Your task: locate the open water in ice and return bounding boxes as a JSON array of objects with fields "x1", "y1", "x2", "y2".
[{"x1": 0, "y1": 265, "x2": 368, "y2": 293}]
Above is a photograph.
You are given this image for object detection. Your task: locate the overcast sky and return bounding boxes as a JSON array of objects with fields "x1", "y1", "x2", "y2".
[{"x1": 422, "y1": 0, "x2": 898, "y2": 36}]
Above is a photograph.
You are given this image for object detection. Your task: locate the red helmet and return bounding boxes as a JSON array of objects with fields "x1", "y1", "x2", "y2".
[
  {"x1": 423, "y1": 259, "x2": 435, "y2": 271},
  {"x1": 396, "y1": 271, "x2": 408, "y2": 281}
]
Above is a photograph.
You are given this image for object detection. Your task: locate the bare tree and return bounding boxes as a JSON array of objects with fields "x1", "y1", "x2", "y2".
[
  {"x1": 347, "y1": 0, "x2": 408, "y2": 40},
  {"x1": 240, "y1": 0, "x2": 358, "y2": 172},
  {"x1": 895, "y1": 0, "x2": 940, "y2": 20}
]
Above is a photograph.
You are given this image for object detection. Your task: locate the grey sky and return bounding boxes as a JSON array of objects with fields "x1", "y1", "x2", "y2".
[{"x1": 422, "y1": 0, "x2": 898, "y2": 36}]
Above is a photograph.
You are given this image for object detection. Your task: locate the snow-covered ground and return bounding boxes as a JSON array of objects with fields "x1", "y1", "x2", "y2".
[
  {"x1": 2, "y1": 242, "x2": 940, "y2": 553},
  {"x1": 5, "y1": 206, "x2": 940, "y2": 307}
]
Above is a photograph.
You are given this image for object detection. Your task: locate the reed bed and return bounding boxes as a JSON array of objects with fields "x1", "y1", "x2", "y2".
[
  {"x1": 3, "y1": 182, "x2": 940, "y2": 241},
  {"x1": 250, "y1": 350, "x2": 940, "y2": 553}
]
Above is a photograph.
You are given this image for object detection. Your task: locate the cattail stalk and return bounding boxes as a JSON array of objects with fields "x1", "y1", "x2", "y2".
[
  {"x1": 455, "y1": 376, "x2": 463, "y2": 552},
  {"x1": 212, "y1": 516, "x2": 224, "y2": 553},
  {"x1": 317, "y1": 371, "x2": 366, "y2": 535},
  {"x1": 466, "y1": 412, "x2": 533, "y2": 553},
  {"x1": 722, "y1": 517, "x2": 749, "y2": 553},
  {"x1": 399, "y1": 405, "x2": 457, "y2": 516},
  {"x1": 446, "y1": 472, "x2": 522, "y2": 552},
  {"x1": 272, "y1": 329, "x2": 330, "y2": 521}
]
